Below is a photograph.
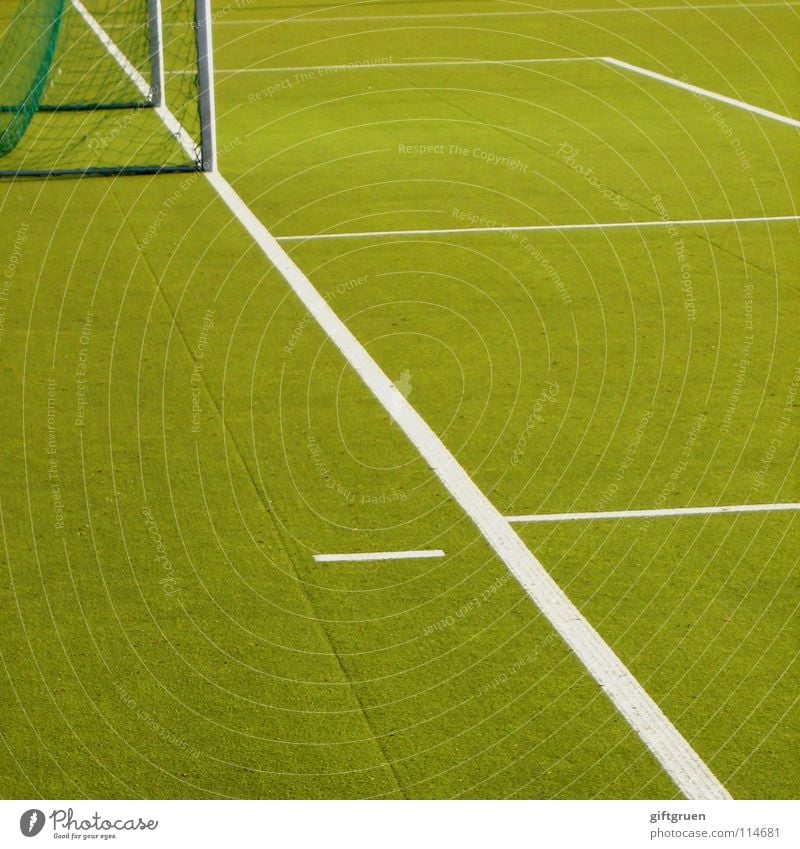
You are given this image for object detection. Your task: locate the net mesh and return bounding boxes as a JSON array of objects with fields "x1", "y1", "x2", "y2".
[{"x1": 0, "y1": 0, "x2": 202, "y2": 175}]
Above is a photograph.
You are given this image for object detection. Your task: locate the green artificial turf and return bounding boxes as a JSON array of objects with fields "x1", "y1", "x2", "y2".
[{"x1": 0, "y1": 0, "x2": 797, "y2": 799}]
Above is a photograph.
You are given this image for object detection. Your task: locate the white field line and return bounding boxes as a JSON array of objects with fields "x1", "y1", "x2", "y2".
[
  {"x1": 314, "y1": 549, "x2": 445, "y2": 563},
  {"x1": 70, "y1": 0, "x2": 199, "y2": 163},
  {"x1": 214, "y1": 2, "x2": 800, "y2": 24},
  {"x1": 87, "y1": 12, "x2": 731, "y2": 800},
  {"x1": 205, "y1": 169, "x2": 730, "y2": 800},
  {"x1": 601, "y1": 56, "x2": 800, "y2": 128},
  {"x1": 508, "y1": 502, "x2": 800, "y2": 523},
  {"x1": 277, "y1": 214, "x2": 800, "y2": 243},
  {"x1": 172, "y1": 56, "x2": 598, "y2": 75}
]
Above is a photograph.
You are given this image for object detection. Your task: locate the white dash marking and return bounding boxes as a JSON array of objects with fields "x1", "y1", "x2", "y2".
[
  {"x1": 601, "y1": 56, "x2": 800, "y2": 128},
  {"x1": 314, "y1": 549, "x2": 445, "y2": 563},
  {"x1": 508, "y1": 502, "x2": 800, "y2": 523}
]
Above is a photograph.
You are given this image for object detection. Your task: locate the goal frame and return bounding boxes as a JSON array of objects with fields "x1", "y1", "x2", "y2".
[{"x1": 0, "y1": 0, "x2": 217, "y2": 178}]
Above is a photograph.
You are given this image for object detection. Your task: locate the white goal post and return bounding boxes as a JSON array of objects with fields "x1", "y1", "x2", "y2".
[{"x1": 0, "y1": 0, "x2": 218, "y2": 177}]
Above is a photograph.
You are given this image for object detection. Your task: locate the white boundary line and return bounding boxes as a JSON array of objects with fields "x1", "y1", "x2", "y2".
[
  {"x1": 601, "y1": 56, "x2": 800, "y2": 128},
  {"x1": 70, "y1": 0, "x2": 200, "y2": 163},
  {"x1": 214, "y1": 2, "x2": 800, "y2": 24},
  {"x1": 84, "y1": 15, "x2": 732, "y2": 800},
  {"x1": 206, "y1": 170, "x2": 730, "y2": 800},
  {"x1": 71, "y1": 0, "x2": 152, "y2": 97},
  {"x1": 314, "y1": 549, "x2": 445, "y2": 562},
  {"x1": 508, "y1": 502, "x2": 800, "y2": 523},
  {"x1": 210, "y1": 56, "x2": 597, "y2": 74},
  {"x1": 276, "y1": 214, "x2": 800, "y2": 243}
]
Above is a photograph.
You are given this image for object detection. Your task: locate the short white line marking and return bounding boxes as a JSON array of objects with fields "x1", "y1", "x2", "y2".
[
  {"x1": 314, "y1": 549, "x2": 445, "y2": 563},
  {"x1": 191, "y1": 56, "x2": 597, "y2": 75},
  {"x1": 601, "y1": 56, "x2": 800, "y2": 128},
  {"x1": 205, "y1": 168, "x2": 731, "y2": 800},
  {"x1": 214, "y1": 2, "x2": 800, "y2": 24},
  {"x1": 508, "y1": 502, "x2": 800, "y2": 523},
  {"x1": 277, "y1": 214, "x2": 800, "y2": 243}
]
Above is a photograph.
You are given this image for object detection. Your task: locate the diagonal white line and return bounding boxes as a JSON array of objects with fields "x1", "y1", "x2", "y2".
[
  {"x1": 601, "y1": 56, "x2": 800, "y2": 128},
  {"x1": 508, "y1": 502, "x2": 800, "y2": 523},
  {"x1": 70, "y1": 0, "x2": 200, "y2": 164},
  {"x1": 314, "y1": 549, "x2": 445, "y2": 562},
  {"x1": 205, "y1": 169, "x2": 730, "y2": 800},
  {"x1": 70, "y1": 0, "x2": 151, "y2": 99},
  {"x1": 276, "y1": 214, "x2": 800, "y2": 243}
]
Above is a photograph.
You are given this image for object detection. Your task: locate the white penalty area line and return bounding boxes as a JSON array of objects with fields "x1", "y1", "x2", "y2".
[
  {"x1": 203, "y1": 170, "x2": 730, "y2": 801},
  {"x1": 314, "y1": 549, "x2": 445, "y2": 563},
  {"x1": 600, "y1": 56, "x2": 800, "y2": 129},
  {"x1": 277, "y1": 214, "x2": 800, "y2": 243},
  {"x1": 215, "y1": 2, "x2": 800, "y2": 24},
  {"x1": 508, "y1": 502, "x2": 800, "y2": 523},
  {"x1": 190, "y1": 56, "x2": 597, "y2": 75}
]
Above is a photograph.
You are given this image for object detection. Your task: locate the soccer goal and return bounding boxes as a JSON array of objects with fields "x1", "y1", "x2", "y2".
[{"x1": 0, "y1": 0, "x2": 215, "y2": 176}]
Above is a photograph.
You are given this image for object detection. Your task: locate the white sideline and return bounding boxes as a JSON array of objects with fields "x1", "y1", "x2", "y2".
[
  {"x1": 314, "y1": 550, "x2": 445, "y2": 563},
  {"x1": 601, "y1": 56, "x2": 800, "y2": 129},
  {"x1": 212, "y1": 56, "x2": 597, "y2": 74},
  {"x1": 70, "y1": 0, "x2": 199, "y2": 163},
  {"x1": 277, "y1": 214, "x2": 800, "y2": 243},
  {"x1": 214, "y1": 2, "x2": 800, "y2": 24},
  {"x1": 508, "y1": 502, "x2": 800, "y2": 523},
  {"x1": 206, "y1": 171, "x2": 730, "y2": 801},
  {"x1": 84, "y1": 10, "x2": 732, "y2": 800}
]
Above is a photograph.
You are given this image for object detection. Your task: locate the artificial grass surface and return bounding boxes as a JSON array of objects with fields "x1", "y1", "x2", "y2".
[{"x1": 1, "y1": 0, "x2": 798, "y2": 800}]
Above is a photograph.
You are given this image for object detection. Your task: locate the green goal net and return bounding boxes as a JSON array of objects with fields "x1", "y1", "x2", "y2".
[{"x1": 0, "y1": 0, "x2": 214, "y2": 176}]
